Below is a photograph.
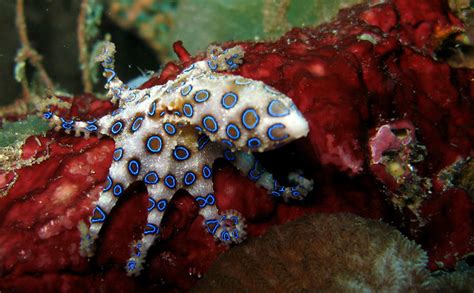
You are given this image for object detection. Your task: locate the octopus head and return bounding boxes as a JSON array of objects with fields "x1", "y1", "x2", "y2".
[{"x1": 235, "y1": 85, "x2": 309, "y2": 152}]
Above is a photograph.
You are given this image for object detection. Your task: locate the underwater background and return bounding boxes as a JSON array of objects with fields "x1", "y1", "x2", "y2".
[{"x1": 0, "y1": 0, "x2": 473, "y2": 291}]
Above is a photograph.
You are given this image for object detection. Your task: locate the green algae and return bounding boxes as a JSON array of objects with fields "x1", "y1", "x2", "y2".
[{"x1": 0, "y1": 116, "x2": 49, "y2": 148}]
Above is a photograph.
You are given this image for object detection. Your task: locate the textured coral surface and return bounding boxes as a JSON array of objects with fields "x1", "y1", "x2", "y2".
[
  {"x1": 0, "y1": 0, "x2": 473, "y2": 291},
  {"x1": 194, "y1": 213, "x2": 431, "y2": 292}
]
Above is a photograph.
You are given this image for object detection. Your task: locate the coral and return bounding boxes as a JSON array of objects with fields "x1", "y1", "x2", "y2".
[
  {"x1": 369, "y1": 120, "x2": 431, "y2": 218},
  {"x1": 194, "y1": 213, "x2": 432, "y2": 292},
  {"x1": 0, "y1": 0, "x2": 472, "y2": 291}
]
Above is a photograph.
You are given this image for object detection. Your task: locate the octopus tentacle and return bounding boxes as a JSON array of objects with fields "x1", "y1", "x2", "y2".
[
  {"x1": 126, "y1": 184, "x2": 173, "y2": 276},
  {"x1": 228, "y1": 151, "x2": 313, "y2": 201},
  {"x1": 79, "y1": 159, "x2": 135, "y2": 257}
]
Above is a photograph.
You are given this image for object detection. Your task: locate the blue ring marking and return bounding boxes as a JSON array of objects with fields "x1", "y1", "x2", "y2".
[
  {"x1": 146, "y1": 135, "x2": 163, "y2": 153},
  {"x1": 104, "y1": 68, "x2": 116, "y2": 83},
  {"x1": 194, "y1": 89, "x2": 210, "y2": 103},
  {"x1": 173, "y1": 145, "x2": 191, "y2": 161},
  {"x1": 224, "y1": 149, "x2": 236, "y2": 161},
  {"x1": 113, "y1": 183, "x2": 123, "y2": 197},
  {"x1": 174, "y1": 111, "x2": 181, "y2": 117},
  {"x1": 180, "y1": 84, "x2": 193, "y2": 96},
  {"x1": 164, "y1": 174, "x2": 177, "y2": 189},
  {"x1": 148, "y1": 101, "x2": 156, "y2": 116},
  {"x1": 267, "y1": 123, "x2": 289, "y2": 141},
  {"x1": 291, "y1": 187, "x2": 301, "y2": 197},
  {"x1": 202, "y1": 115, "x2": 218, "y2": 133},
  {"x1": 127, "y1": 261, "x2": 136, "y2": 272},
  {"x1": 221, "y1": 139, "x2": 234, "y2": 148},
  {"x1": 195, "y1": 126, "x2": 203, "y2": 132},
  {"x1": 231, "y1": 216, "x2": 239, "y2": 225},
  {"x1": 207, "y1": 60, "x2": 218, "y2": 71},
  {"x1": 91, "y1": 206, "x2": 106, "y2": 223},
  {"x1": 271, "y1": 191, "x2": 282, "y2": 197},
  {"x1": 60, "y1": 118, "x2": 74, "y2": 130},
  {"x1": 183, "y1": 64, "x2": 195, "y2": 72},
  {"x1": 267, "y1": 100, "x2": 290, "y2": 117},
  {"x1": 182, "y1": 103, "x2": 194, "y2": 118},
  {"x1": 234, "y1": 79, "x2": 252, "y2": 85},
  {"x1": 241, "y1": 109, "x2": 260, "y2": 130},
  {"x1": 205, "y1": 219, "x2": 220, "y2": 235},
  {"x1": 183, "y1": 171, "x2": 196, "y2": 186},
  {"x1": 104, "y1": 175, "x2": 113, "y2": 192},
  {"x1": 248, "y1": 163, "x2": 263, "y2": 181},
  {"x1": 202, "y1": 165, "x2": 212, "y2": 179},
  {"x1": 163, "y1": 122, "x2": 176, "y2": 135},
  {"x1": 144, "y1": 223, "x2": 159, "y2": 235},
  {"x1": 131, "y1": 116, "x2": 144, "y2": 132},
  {"x1": 133, "y1": 242, "x2": 142, "y2": 257},
  {"x1": 86, "y1": 120, "x2": 98, "y2": 132},
  {"x1": 113, "y1": 148, "x2": 124, "y2": 161},
  {"x1": 156, "y1": 199, "x2": 167, "y2": 212},
  {"x1": 225, "y1": 124, "x2": 241, "y2": 140},
  {"x1": 232, "y1": 229, "x2": 239, "y2": 239},
  {"x1": 160, "y1": 111, "x2": 166, "y2": 117},
  {"x1": 247, "y1": 137, "x2": 262, "y2": 148},
  {"x1": 147, "y1": 198, "x2": 156, "y2": 212},
  {"x1": 144, "y1": 171, "x2": 159, "y2": 185},
  {"x1": 111, "y1": 108, "x2": 123, "y2": 117},
  {"x1": 196, "y1": 193, "x2": 215, "y2": 208},
  {"x1": 43, "y1": 111, "x2": 53, "y2": 119},
  {"x1": 220, "y1": 231, "x2": 231, "y2": 242},
  {"x1": 128, "y1": 159, "x2": 141, "y2": 176},
  {"x1": 110, "y1": 121, "x2": 124, "y2": 135},
  {"x1": 221, "y1": 92, "x2": 238, "y2": 109},
  {"x1": 198, "y1": 134, "x2": 210, "y2": 150}
]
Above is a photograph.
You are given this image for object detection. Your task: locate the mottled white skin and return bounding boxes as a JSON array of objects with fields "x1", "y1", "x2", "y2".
[{"x1": 44, "y1": 41, "x2": 312, "y2": 276}]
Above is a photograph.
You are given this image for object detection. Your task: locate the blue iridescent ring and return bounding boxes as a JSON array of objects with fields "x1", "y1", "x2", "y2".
[
  {"x1": 225, "y1": 124, "x2": 241, "y2": 140},
  {"x1": 110, "y1": 121, "x2": 124, "y2": 135},
  {"x1": 241, "y1": 109, "x2": 260, "y2": 130},
  {"x1": 113, "y1": 183, "x2": 123, "y2": 197},
  {"x1": 164, "y1": 174, "x2": 177, "y2": 189},
  {"x1": 183, "y1": 171, "x2": 196, "y2": 186},
  {"x1": 202, "y1": 165, "x2": 212, "y2": 179},
  {"x1": 202, "y1": 115, "x2": 219, "y2": 133},
  {"x1": 128, "y1": 159, "x2": 140, "y2": 176},
  {"x1": 221, "y1": 92, "x2": 238, "y2": 109},
  {"x1": 267, "y1": 100, "x2": 290, "y2": 117},
  {"x1": 247, "y1": 137, "x2": 262, "y2": 148},
  {"x1": 173, "y1": 145, "x2": 191, "y2": 161},
  {"x1": 103, "y1": 175, "x2": 113, "y2": 192},
  {"x1": 194, "y1": 89, "x2": 210, "y2": 103},
  {"x1": 182, "y1": 103, "x2": 194, "y2": 118},
  {"x1": 144, "y1": 171, "x2": 159, "y2": 185},
  {"x1": 113, "y1": 148, "x2": 123, "y2": 161},
  {"x1": 267, "y1": 123, "x2": 289, "y2": 141},
  {"x1": 164, "y1": 122, "x2": 177, "y2": 135},
  {"x1": 156, "y1": 199, "x2": 167, "y2": 212},
  {"x1": 146, "y1": 135, "x2": 163, "y2": 153},
  {"x1": 131, "y1": 116, "x2": 144, "y2": 132}
]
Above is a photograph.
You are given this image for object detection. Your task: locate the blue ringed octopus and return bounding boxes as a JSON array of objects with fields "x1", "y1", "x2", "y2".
[{"x1": 42, "y1": 41, "x2": 313, "y2": 275}]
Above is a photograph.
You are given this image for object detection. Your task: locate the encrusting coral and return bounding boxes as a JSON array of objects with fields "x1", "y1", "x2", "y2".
[
  {"x1": 0, "y1": 0, "x2": 472, "y2": 291},
  {"x1": 194, "y1": 213, "x2": 432, "y2": 292}
]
